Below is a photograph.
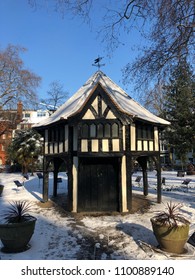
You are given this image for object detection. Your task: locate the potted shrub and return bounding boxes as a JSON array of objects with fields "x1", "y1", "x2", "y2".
[
  {"x1": 186, "y1": 163, "x2": 195, "y2": 175},
  {"x1": 150, "y1": 201, "x2": 190, "y2": 254},
  {"x1": 0, "y1": 200, "x2": 37, "y2": 253}
]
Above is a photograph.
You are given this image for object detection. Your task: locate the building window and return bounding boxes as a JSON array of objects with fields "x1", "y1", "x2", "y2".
[
  {"x1": 104, "y1": 123, "x2": 111, "y2": 137},
  {"x1": 90, "y1": 124, "x2": 96, "y2": 137},
  {"x1": 112, "y1": 123, "x2": 119, "y2": 137},
  {"x1": 81, "y1": 122, "x2": 120, "y2": 139},
  {"x1": 23, "y1": 113, "x2": 30, "y2": 118},
  {"x1": 81, "y1": 124, "x2": 89, "y2": 138},
  {"x1": 97, "y1": 123, "x2": 104, "y2": 137},
  {"x1": 37, "y1": 111, "x2": 46, "y2": 117},
  {"x1": 136, "y1": 125, "x2": 154, "y2": 140},
  {"x1": 59, "y1": 127, "x2": 64, "y2": 142}
]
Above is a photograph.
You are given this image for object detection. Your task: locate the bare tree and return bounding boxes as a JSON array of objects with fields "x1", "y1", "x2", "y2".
[
  {"x1": 0, "y1": 44, "x2": 41, "y2": 109},
  {"x1": 28, "y1": 0, "x2": 195, "y2": 90},
  {"x1": 141, "y1": 81, "x2": 168, "y2": 116},
  {"x1": 122, "y1": 0, "x2": 195, "y2": 89},
  {"x1": 40, "y1": 80, "x2": 69, "y2": 111},
  {"x1": 0, "y1": 44, "x2": 41, "y2": 137}
]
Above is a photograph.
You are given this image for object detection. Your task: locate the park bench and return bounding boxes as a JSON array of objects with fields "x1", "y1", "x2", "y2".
[
  {"x1": 57, "y1": 177, "x2": 62, "y2": 183},
  {"x1": 36, "y1": 172, "x2": 43, "y2": 179},
  {"x1": 13, "y1": 180, "x2": 24, "y2": 191},
  {"x1": 57, "y1": 177, "x2": 62, "y2": 188},
  {"x1": 180, "y1": 179, "x2": 192, "y2": 192},
  {"x1": 135, "y1": 176, "x2": 142, "y2": 187},
  {"x1": 177, "y1": 171, "x2": 185, "y2": 177},
  {"x1": 37, "y1": 172, "x2": 43, "y2": 188},
  {"x1": 161, "y1": 177, "x2": 166, "y2": 185}
]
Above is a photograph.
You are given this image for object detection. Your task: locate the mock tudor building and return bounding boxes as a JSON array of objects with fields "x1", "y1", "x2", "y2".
[{"x1": 34, "y1": 71, "x2": 170, "y2": 213}]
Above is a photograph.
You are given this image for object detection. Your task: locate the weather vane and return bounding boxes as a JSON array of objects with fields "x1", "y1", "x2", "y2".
[{"x1": 92, "y1": 56, "x2": 105, "y2": 70}]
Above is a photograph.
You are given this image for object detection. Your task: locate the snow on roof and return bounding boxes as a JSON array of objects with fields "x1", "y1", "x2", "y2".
[{"x1": 34, "y1": 71, "x2": 170, "y2": 128}]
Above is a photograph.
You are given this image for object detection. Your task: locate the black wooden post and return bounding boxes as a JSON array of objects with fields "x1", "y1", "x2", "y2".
[
  {"x1": 137, "y1": 156, "x2": 148, "y2": 196},
  {"x1": 67, "y1": 126, "x2": 73, "y2": 212},
  {"x1": 156, "y1": 156, "x2": 162, "y2": 203},
  {"x1": 53, "y1": 158, "x2": 63, "y2": 197},
  {"x1": 125, "y1": 125, "x2": 133, "y2": 211},
  {"x1": 53, "y1": 168, "x2": 58, "y2": 197},
  {"x1": 143, "y1": 168, "x2": 148, "y2": 196},
  {"x1": 142, "y1": 157, "x2": 148, "y2": 196},
  {"x1": 126, "y1": 155, "x2": 133, "y2": 210},
  {"x1": 43, "y1": 158, "x2": 49, "y2": 202}
]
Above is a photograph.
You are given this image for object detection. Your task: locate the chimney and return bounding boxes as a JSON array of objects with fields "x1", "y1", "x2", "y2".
[{"x1": 16, "y1": 101, "x2": 23, "y2": 123}]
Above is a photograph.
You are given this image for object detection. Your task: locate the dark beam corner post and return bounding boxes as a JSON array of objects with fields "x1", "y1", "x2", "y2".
[
  {"x1": 125, "y1": 125, "x2": 133, "y2": 211},
  {"x1": 137, "y1": 156, "x2": 149, "y2": 196},
  {"x1": 53, "y1": 165, "x2": 58, "y2": 197},
  {"x1": 156, "y1": 156, "x2": 162, "y2": 204},
  {"x1": 126, "y1": 155, "x2": 133, "y2": 211},
  {"x1": 53, "y1": 160, "x2": 61, "y2": 197},
  {"x1": 152, "y1": 155, "x2": 162, "y2": 204},
  {"x1": 43, "y1": 158, "x2": 49, "y2": 202},
  {"x1": 143, "y1": 166, "x2": 148, "y2": 197},
  {"x1": 67, "y1": 126, "x2": 74, "y2": 212}
]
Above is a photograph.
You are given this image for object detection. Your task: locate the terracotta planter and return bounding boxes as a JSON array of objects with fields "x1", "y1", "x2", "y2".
[
  {"x1": 151, "y1": 218, "x2": 190, "y2": 254},
  {"x1": 0, "y1": 216, "x2": 37, "y2": 253},
  {"x1": 0, "y1": 185, "x2": 4, "y2": 197}
]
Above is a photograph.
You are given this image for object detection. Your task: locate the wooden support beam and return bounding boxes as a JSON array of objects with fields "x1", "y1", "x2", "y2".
[
  {"x1": 137, "y1": 156, "x2": 149, "y2": 197},
  {"x1": 43, "y1": 158, "x2": 49, "y2": 202}
]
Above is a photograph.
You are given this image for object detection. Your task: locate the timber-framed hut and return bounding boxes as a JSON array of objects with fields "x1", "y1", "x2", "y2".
[{"x1": 34, "y1": 71, "x2": 170, "y2": 213}]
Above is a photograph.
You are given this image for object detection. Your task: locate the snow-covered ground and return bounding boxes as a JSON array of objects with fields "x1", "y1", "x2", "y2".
[{"x1": 0, "y1": 170, "x2": 195, "y2": 260}]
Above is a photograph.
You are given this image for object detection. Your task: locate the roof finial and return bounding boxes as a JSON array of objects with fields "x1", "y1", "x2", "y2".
[{"x1": 92, "y1": 56, "x2": 105, "y2": 70}]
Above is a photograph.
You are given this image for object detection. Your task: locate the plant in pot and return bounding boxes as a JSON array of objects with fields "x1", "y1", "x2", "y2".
[
  {"x1": 150, "y1": 201, "x2": 190, "y2": 254},
  {"x1": 186, "y1": 163, "x2": 195, "y2": 175},
  {"x1": 0, "y1": 200, "x2": 37, "y2": 253}
]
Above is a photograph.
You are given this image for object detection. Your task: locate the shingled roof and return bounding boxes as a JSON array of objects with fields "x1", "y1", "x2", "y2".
[{"x1": 34, "y1": 71, "x2": 170, "y2": 128}]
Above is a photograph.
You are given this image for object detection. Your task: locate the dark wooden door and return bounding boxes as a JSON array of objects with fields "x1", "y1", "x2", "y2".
[{"x1": 78, "y1": 157, "x2": 119, "y2": 212}]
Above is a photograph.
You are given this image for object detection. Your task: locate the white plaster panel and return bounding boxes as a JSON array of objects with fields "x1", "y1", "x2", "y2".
[
  {"x1": 112, "y1": 139, "x2": 120, "y2": 151},
  {"x1": 54, "y1": 143, "x2": 58, "y2": 153},
  {"x1": 81, "y1": 139, "x2": 88, "y2": 152},
  {"x1": 91, "y1": 139, "x2": 99, "y2": 152},
  {"x1": 149, "y1": 141, "x2": 154, "y2": 151},
  {"x1": 102, "y1": 139, "x2": 109, "y2": 152},
  {"x1": 59, "y1": 142, "x2": 63, "y2": 153},
  {"x1": 154, "y1": 127, "x2": 159, "y2": 151},
  {"x1": 91, "y1": 97, "x2": 98, "y2": 113},
  {"x1": 49, "y1": 143, "x2": 53, "y2": 154},
  {"x1": 44, "y1": 142, "x2": 48, "y2": 154},
  {"x1": 83, "y1": 109, "x2": 95, "y2": 119},
  {"x1": 106, "y1": 110, "x2": 116, "y2": 119},
  {"x1": 143, "y1": 141, "x2": 148, "y2": 151},
  {"x1": 101, "y1": 99, "x2": 107, "y2": 115},
  {"x1": 137, "y1": 140, "x2": 142, "y2": 151},
  {"x1": 131, "y1": 124, "x2": 136, "y2": 151}
]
